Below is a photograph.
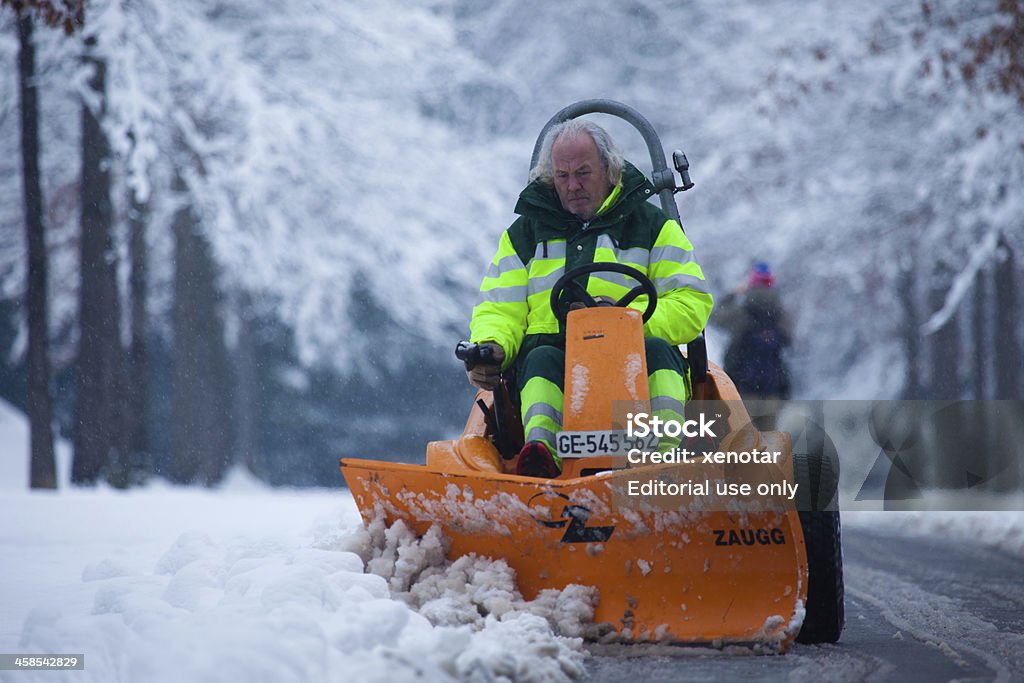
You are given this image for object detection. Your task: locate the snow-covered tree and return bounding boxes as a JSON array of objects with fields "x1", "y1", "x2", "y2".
[{"x1": 1, "y1": 0, "x2": 1020, "y2": 486}]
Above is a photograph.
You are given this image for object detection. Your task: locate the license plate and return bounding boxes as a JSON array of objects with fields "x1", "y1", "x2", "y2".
[{"x1": 556, "y1": 429, "x2": 660, "y2": 458}]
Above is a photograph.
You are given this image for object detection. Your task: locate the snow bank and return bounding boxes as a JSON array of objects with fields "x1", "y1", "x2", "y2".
[
  {"x1": 2, "y1": 483, "x2": 591, "y2": 683},
  {"x1": 1, "y1": 399, "x2": 588, "y2": 681},
  {"x1": 326, "y1": 516, "x2": 594, "y2": 680},
  {"x1": 844, "y1": 511, "x2": 1024, "y2": 560}
]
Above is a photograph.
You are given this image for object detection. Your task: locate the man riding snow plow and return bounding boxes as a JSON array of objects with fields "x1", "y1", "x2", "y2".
[{"x1": 341, "y1": 100, "x2": 843, "y2": 651}]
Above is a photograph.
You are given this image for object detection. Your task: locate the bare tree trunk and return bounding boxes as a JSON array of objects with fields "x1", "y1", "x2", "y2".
[
  {"x1": 169, "y1": 169, "x2": 199, "y2": 484},
  {"x1": 927, "y1": 263, "x2": 962, "y2": 400},
  {"x1": 126, "y1": 190, "x2": 150, "y2": 479},
  {"x1": 170, "y1": 168, "x2": 232, "y2": 486},
  {"x1": 972, "y1": 265, "x2": 988, "y2": 400},
  {"x1": 994, "y1": 234, "x2": 1020, "y2": 399},
  {"x1": 234, "y1": 295, "x2": 258, "y2": 477},
  {"x1": 73, "y1": 34, "x2": 125, "y2": 485},
  {"x1": 899, "y1": 261, "x2": 922, "y2": 400},
  {"x1": 18, "y1": 12, "x2": 56, "y2": 489}
]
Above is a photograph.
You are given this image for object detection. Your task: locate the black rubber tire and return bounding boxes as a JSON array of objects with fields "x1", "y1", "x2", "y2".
[
  {"x1": 792, "y1": 451, "x2": 839, "y2": 512},
  {"x1": 792, "y1": 452, "x2": 814, "y2": 511},
  {"x1": 815, "y1": 450, "x2": 839, "y2": 511},
  {"x1": 796, "y1": 509, "x2": 845, "y2": 644}
]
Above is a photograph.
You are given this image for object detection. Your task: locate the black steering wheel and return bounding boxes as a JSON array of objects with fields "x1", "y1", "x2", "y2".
[{"x1": 549, "y1": 262, "x2": 658, "y2": 323}]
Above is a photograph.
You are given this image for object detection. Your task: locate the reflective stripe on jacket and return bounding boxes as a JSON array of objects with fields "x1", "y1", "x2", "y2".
[{"x1": 470, "y1": 161, "x2": 713, "y2": 368}]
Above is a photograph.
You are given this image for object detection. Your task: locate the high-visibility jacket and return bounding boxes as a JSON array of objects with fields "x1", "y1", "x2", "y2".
[{"x1": 470, "y1": 161, "x2": 713, "y2": 370}]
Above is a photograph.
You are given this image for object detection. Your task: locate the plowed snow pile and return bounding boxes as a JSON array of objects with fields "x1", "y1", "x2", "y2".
[
  {"x1": 3, "y1": 493, "x2": 594, "y2": 683},
  {"x1": 0, "y1": 399, "x2": 594, "y2": 682},
  {"x1": 321, "y1": 515, "x2": 596, "y2": 681}
]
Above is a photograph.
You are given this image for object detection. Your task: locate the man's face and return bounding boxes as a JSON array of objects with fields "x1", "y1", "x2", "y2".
[{"x1": 551, "y1": 133, "x2": 611, "y2": 221}]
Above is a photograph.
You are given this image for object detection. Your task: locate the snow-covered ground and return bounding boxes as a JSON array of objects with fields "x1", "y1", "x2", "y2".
[
  {"x1": 3, "y1": 398, "x2": 1023, "y2": 682},
  {"x1": 841, "y1": 510, "x2": 1024, "y2": 560},
  {"x1": 0, "y1": 401, "x2": 591, "y2": 683}
]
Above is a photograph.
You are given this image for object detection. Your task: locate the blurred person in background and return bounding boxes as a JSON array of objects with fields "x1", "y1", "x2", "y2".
[{"x1": 717, "y1": 262, "x2": 792, "y2": 427}]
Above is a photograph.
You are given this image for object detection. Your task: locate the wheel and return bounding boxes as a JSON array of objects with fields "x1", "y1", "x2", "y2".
[
  {"x1": 792, "y1": 449, "x2": 844, "y2": 643},
  {"x1": 796, "y1": 509, "x2": 845, "y2": 644},
  {"x1": 549, "y1": 262, "x2": 658, "y2": 323},
  {"x1": 792, "y1": 451, "x2": 839, "y2": 512}
]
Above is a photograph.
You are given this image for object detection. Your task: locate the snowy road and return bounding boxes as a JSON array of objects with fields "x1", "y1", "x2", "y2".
[{"x1": 585, "y1": 521, "x2": 1024, "y2": 682}]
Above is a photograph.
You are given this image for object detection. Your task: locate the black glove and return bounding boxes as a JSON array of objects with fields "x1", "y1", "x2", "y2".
[
  {"x1": 569, "y1": 295, "x2": 617, "y2": 311},
  {"x1": 466, "y1": 342, "x2": 505, "y2": 390}
]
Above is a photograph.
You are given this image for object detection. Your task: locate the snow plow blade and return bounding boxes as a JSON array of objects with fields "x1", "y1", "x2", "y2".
[
  {"x1": 341, "y1": 452, "x2": 807, "y2": 649},
  {"x1": 342, "y1": 307, "x2": 808, "y2": 650}
]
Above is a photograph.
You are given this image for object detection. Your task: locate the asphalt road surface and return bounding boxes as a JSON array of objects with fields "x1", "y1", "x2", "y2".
[{"x1": 583, "y1": 521, "x2": 1024, "y2": 682}]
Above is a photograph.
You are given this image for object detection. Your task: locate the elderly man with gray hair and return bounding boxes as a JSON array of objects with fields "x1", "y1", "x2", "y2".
[{"x1": 467, "y1": 119, "x2": 714, "y2": 477}]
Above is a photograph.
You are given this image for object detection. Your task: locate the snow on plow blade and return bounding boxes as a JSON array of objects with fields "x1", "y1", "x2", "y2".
[{"x1": 341, "y1": 454, "x2": 808, "y2": 650}]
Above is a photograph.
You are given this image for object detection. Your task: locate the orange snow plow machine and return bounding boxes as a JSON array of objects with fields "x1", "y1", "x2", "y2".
[{"x1": 341, "y1": 100, "x2": 843, "y2": 651}]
